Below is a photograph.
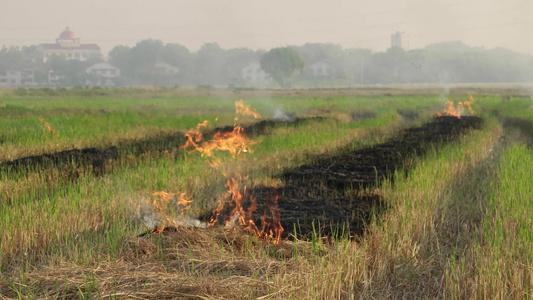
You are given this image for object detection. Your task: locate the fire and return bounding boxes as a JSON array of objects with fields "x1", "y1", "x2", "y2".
[
  {"x1": 259, "y1": 186, "x2": 284, "y2": 245},
  {"x1": 38, "y1": 117, "x2": 58, "y2": 136},
  {"x1": 195, "y1": 127, "x2": 255, "y2": 158},
  {"x1": 150, "y1": 191, "x2": 193, "y2": 231},
  {"x1": 180, "y1": 120, "x2": 209, "y2": 150},
  {"x1": 436, "y1": 95, "x2": 475, "y2": 118},
  {"x1": 208, "y1": 178, "x2": 284, "y2": 245},
  {"x1": 463, "y1": 94, "x2": 475, "y2": 115},
  {"x1": 440, "y1": 100, "x2": 460, "y2": 118},
  {"x1": 235, "y1": 99, "x2": 261, "y2": 121},
  {"x1": 149, "y1": 100, "x2": 284, "y2": 245}
]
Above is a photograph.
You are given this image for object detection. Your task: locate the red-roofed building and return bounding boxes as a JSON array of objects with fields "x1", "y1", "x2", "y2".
[{"x1": 38, "y1": 27, "x2": 100, "y2": 61}]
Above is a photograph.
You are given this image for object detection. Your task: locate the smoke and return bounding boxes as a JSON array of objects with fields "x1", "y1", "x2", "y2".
[
  {"x1": 133, "y1": 196, "x2": 207, "y2": 229},
  {"x1": 272, "y1": 108, "x2": 296, "y2": 122},
  {"x1": 438, "y1": 83, "x2": 451, "y2": 104}
]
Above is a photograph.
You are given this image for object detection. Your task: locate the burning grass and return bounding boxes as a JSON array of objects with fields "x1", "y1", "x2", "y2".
[
  {"x1": 4, "y1": 90, "x2": 533, "y2": 298},
  {"x1": 199, "y1": 115, "x2": 481, "y2": 240},
  {"x1": 436, "y1": 94, "x2": 475, "y2": 118}
]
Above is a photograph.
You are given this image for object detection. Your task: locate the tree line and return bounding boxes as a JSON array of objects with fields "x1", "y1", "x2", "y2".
[{"x1": 1, "y1": 40, "x2": 533, "y2": 87}]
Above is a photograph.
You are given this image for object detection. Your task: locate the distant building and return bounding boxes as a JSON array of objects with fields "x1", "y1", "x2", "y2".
[
  {"x1": 0, "y1": 69, "x2": 36, "y2": 87},
  {"x1": 391, "y1": 31, "x2": 409, "y2": 50},
  {"x1": 47, "y1": 70, "x2": 62, "y2": 85},
  {"x1": 241, "y1": 62, "x2": 272, "y2": 85},
  {"x1": 38, "y1": 27, "x2": 100, "y2": 61},
  {"x1": 85, "y1": 63, "x2": 120, "y2": 86},
  {"x1": 308, "y1": 61, "x2": 335, "y2": 78}
]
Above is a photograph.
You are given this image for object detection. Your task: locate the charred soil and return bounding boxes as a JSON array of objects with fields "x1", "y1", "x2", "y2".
[
  {"x1": 0, "y1": 117, "x2": 318, "y2": 177},
  {"x1": 207, "y1": 116, "x2": 482, "y2": 239}
]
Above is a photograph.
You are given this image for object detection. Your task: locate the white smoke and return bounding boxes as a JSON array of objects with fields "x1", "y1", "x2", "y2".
[
  {"x1": 439, "y1": 84, "x2": 450, "y2": 104},
  {"x1": 273, "y1": 108, "x2": 295, "y2": 121},
  {"x1": 133, "y1": 196, "x2": 207, "y2": 229}
]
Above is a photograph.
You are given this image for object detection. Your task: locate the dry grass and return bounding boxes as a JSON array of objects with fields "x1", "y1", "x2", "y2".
[
  {"x1": 6, "y1": 92, "x2": 533, "y2": 299},
  {"x1": 0, "y1": 126, "x2": 182, "y2": 163},
  {"x1": 349, "y1": 119, "x2": 502, "y2": 298},
  {"x1": 2, "y1": 229, "x2": 296, "y2": 299},
  {"x1": 3, "y1": 122, "x2": 500, "y2": 299}
]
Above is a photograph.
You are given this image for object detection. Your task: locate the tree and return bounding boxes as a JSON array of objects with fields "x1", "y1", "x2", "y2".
[
  {"x1": 46, "y1": 54, "x2": 88, "y2": 86},
  {"x1": 161, "y1": 43, "x2": 191, "y2": 68},
  {"x1": 161, "y1": 43, "x2": 193, "y2": 84},
  {"x1": 223, "y1": 47, "x2": 258, "y2": 84},
  {"x1": 260, "y1": 47, "x2": 304, "y2": 88},
  {"x1": 132, "y1": 39, "x2": 164, "y2": 67},
  {"x1": 109, "y1": 45, "x2": 134, "y2": 75},
  {"x1": 194, "y1": 43, "x2": 227, "y2": 85}
]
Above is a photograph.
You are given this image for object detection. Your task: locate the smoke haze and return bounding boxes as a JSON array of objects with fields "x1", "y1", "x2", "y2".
[{"x1": 1, "y1": 0, "x2": 532, "y2": 55}]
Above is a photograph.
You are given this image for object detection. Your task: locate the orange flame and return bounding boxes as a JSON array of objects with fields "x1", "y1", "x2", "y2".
[
  {"x1": 151, "y1": 191, "x2": 193, "y2": 231},
  {"x1": 150, "y1": 100, "x2": 283, "y2": 244},
  {"x1": 443, "y1": 100, "x2": 460, "y2": 118},
  {"x1": 38, "y1": 117, "x2": 58, "y2": 136},
  {"x1": 463, "y1": 94, "x2": 475, "y2": 115},
  {"x1": 258, "y1": 187, "x2": 284, "y2": 245},
  {"x1": 180, "y1": 120, "x2": 209, "y2": 150},
  {"x1": 235, "y1": 100, "x2": 261, "y2": 122},
  {"x1": 209, "y1": 179, "x2": 284, "y2": 245},
  {"x1": 196, "y1": 127, "x2": 255, "y2": 158},
  {"x1": 436, "y1": 95, "x2": 475, "y2": 118}
]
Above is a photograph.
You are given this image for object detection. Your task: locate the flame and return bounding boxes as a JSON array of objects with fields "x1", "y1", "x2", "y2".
[
  {"x1": 259, "y1": 187, "x2": 284, "y2": 245},
  {"x1": 209, "y1": 176, "x2": 247, "y2": 228},
  {"x1": 235, "y1": 100, "x2": 261, "y2": 121},
  {"x1": 209, "y1": 178, "x2": 284, "y2": 245},
  {"x1": 150, "y1": 191, "x2": 193, "y2": 232},
  {"x1": 149, "y1": 100, "x2": 283, "y2": 244},
  {"x1": 463, "y1": 94, "x2": 475, "y2": 115},
  {"x1": 197, "y1": 120, "x2": 209, "y2": 128},
  {"x1": 443, "y1": 100, "x2": 460, "y2": 118},
  {"x1": 436, "y1": 95, "x2": 475, "y2": 118},
  {"x1": 180, "y1": 120, "x2": 209, "y2": 150},
  {"x1": 197, "y1": 127, "x2": 255, "y2": 158},
  {"x1": 38, "y1": 117, "x2": 58, "y2": 136}
]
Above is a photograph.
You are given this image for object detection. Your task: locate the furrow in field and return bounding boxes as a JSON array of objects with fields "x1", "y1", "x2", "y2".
[
  {"x1": 203, "y1": 116, "x2": 482, "y2": 239},
  {"x1": 0, "y1": 117, "x2": 321, "y2": 177}
]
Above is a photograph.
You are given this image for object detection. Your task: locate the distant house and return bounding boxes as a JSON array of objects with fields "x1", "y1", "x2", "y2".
[
  {"x1": 38, "y1": 27, "x2": 100, "y2": 61},
  {"x1": 308, "y1": 61, "x2": 335, "y2": 78},
  {"x1": 0, "y1": 69, "x2": 36, "y2": 87},
  {"x1": 47, "y1": 70, "x2": 62, "y2": 85},
  {"x1": 85, "y1": 63, "x2": 120, "y2": 86},
  {"x1": 241, "y1": 62, "x2": 272, "y2": 85}
]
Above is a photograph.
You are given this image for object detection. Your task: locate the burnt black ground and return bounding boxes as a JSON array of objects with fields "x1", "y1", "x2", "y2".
[
  {"x1": 0, "y1": 117, "x2": 318, "y2": 177},
  {"x1": 206, "y1": 116, "x2": 482, "y2": 239}
]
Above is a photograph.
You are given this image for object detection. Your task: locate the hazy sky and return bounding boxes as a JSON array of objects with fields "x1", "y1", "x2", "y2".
[{"x1": 1, "y1": 0, "x2": 532, "y2": 55}]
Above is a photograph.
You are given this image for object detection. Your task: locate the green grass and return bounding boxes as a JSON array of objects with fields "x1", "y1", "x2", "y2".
[
  {"x1": 440, "y1": 141, "x2": 533, "y2": 298},
  {"x1": 0, "y1": 93, "x2": 437, "y2": 162},
  {"x1": 3, "y1": 88, "x2": 533, "y2": 298}
]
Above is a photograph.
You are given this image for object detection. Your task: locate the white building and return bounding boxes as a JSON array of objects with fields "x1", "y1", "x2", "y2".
[
  {"x1": 0, "y1": 70, "x2": 36, "y2": 87},
  {"x1": 39, "y1": 27, "x2": 101, "y2": 61},
  {"x1": 308, "y1": 61, "x2": 335, "y2": 78},
  {"x1": 241, "y1": 62, "x2": 272, "y2": 85},
  {"x1": 47, "y1": 70, "x2": 62, "y2": 85},
  {"x1": 85, "y1": 63, "x2": 120, "y2": 86}
]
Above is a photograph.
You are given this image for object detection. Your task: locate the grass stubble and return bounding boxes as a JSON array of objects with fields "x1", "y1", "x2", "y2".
[{"x1": 0, "y1": 90, "x2": 532, "y2": 299}]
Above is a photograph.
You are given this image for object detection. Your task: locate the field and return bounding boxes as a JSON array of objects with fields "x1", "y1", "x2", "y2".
[{"x1": 0, "y1": 86, "x2": 532, "y2": 299}]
